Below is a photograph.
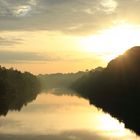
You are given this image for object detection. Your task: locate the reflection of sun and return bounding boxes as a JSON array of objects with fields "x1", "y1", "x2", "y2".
[
  {"x1": 97, "y1": 113, "x2": 130, "y2": 137},
  {"x1": 80, "y1": 23, "x2": 140, "y2": 61}
]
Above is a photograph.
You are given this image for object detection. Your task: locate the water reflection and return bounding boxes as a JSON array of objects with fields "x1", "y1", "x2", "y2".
[
  {"x1": 0, "y1": 92, "x2": 139, "y2": 140},
  {"x1": 0, "y1": 90, "x2": 38, "y2": 116}
]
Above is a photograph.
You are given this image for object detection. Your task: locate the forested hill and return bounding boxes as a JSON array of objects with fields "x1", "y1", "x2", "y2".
[
  {"x1": 38, "y1": 71, "x2": 90, "y2": 91},
  {"x1": 71, "y1": 46, "x2": 140, "y2": 136},
  {"x1": 0, "y1": 66, "x2": 40, "y2": 116}
]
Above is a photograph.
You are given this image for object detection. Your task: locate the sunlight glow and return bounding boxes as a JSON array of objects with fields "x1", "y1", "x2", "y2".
[
  {"x1": 80, "y1": 23, "x2": 140, "y2": 61},
  {"x1": 98, "y1": 113, "x2": 129, "y2": 137}
]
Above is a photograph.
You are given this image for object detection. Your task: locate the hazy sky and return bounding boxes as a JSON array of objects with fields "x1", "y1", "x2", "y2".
[{"x1": 1, "y1": 0, "x2": 140, "y2": 74}]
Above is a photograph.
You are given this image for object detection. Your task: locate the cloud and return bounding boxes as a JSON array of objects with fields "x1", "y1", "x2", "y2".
[
  {"x1": 99, "y1": 0, "x2": 118, "y2": 14},
  {"x1": 0, "y1": 119, "x2": 20, "y2": 128},
  {"x1": 0, "y1": 0, "x2": 140, "y2": 34},
  {"x1": 0, "y1": 0, "x2": 122, "y2": 34},
  {"x1": 0, "y1": 129, "x2": 130, "y2": 140},
  {"x1": 0, "y1": 129, "x2": 136, "y2": 140},
  {"x1": 0, "y1": 37, "x2": 23, "y2": 46},
  {"x1": 13, "y1": 5, "x2": 32, "y2": 17},
  {"x1": 0, "y1": 51, "x2": 59, "y2": 63},
  {"x1": 0, "y1": 50, "x2": 104, "y2": 64},
  {"x1": 0, "y1": 0, "x2": 36, "y2": 17}
]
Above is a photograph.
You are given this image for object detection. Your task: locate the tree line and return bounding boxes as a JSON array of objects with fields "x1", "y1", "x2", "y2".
[{"x1": 0, "y1": 66, "x2": 40, "y2": 116}]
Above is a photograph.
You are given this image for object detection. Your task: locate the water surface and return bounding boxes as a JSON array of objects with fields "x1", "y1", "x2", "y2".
[{"x1": 0, "y1": 92, "x2": 139, "y2": 140}]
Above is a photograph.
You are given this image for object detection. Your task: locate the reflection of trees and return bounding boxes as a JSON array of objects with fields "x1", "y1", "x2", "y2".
[
  {"x1": 0, "y1": 66, "x2": 40, "y2": 116},
  {"x1": 71, "y1": 47, "x2": 140, "y2": 136}
]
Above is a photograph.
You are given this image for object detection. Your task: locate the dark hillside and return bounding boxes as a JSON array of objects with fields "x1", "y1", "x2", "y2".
[{"x1": 71, "y1": 47, "x2": 140, "y2": 135}]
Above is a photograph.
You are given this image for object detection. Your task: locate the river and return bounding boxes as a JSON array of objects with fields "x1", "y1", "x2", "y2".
[{"x1": 0, "y1": 91, "x2": 139, "y2": 140}]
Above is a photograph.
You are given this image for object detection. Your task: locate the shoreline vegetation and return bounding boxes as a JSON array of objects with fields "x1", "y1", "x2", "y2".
[{"x1": 0, "y1": 66, "x2": 40, "y2": 116}]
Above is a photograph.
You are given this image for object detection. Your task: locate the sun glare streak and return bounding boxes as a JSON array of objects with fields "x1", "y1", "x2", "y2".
[{"x1": 80, "y1": 23, "x2": 140, "y2": 61}]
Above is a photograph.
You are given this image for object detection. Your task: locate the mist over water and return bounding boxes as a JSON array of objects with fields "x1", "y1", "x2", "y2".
[{"x1": 0, "y1": 91, "x2": 139, "y2": 140}]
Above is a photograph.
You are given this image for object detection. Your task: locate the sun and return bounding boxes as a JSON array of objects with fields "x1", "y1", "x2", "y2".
[{"x1": 80, "y1": 23, "x2": 140, "y2": 61}]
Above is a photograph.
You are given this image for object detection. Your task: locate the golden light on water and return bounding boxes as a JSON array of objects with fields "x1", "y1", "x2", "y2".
[
  {"x1": 36, "y1": 94, "x2": 132, "y2": 138},
  {"x1": 0, "y1": 93, "x2": 138, "y2": 140},
  {"x1": 97, "y1": 113, "x2": 128, "y2": 137}
]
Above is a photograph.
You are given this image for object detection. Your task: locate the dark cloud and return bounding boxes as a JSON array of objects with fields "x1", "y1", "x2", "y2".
[
  {"x1": 0, "y1": 0, "x2": 131, "y2": 34},
  {"x1": 0, "y1": 51, "x2": 59, "y2": 63},
  {"x1": 0, "y1": 0, "x2": 36, "y2": 17},
  {"x1": 0, "y1": 0, "x2": 140, "y2": 34}
]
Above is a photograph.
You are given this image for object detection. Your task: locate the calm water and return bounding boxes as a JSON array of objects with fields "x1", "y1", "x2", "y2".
[{"x1": 0, "y1": 91, "x2": 139, "y2": 140}]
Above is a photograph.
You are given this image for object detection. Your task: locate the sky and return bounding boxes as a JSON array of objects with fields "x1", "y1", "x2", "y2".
[{"x1": 1, "y1": 0, "x2": 140, "y2": 74}]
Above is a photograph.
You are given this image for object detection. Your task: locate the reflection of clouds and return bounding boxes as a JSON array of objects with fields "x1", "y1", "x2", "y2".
[
  {"x1": 0, "y1": 94, "x2": 99, "y2": 135},
  {"x1": 0, "y1": 94, "x2": 138, "y2": 140},
  {"x1": 0, "y1": 130, "x2": 105, "y2": 140},
  {"x1": 0, "y1": 118, "x2": 24, "y2": 134},
  {"x1": 0, "y1": 118, "x2": 20, "y2": 128},
  {"x1": 0, "y1": 130, "x2": 138, "y2": 140},
  {"x1": 20, "y1": 93, "x2": 95, "y2": 114}
]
